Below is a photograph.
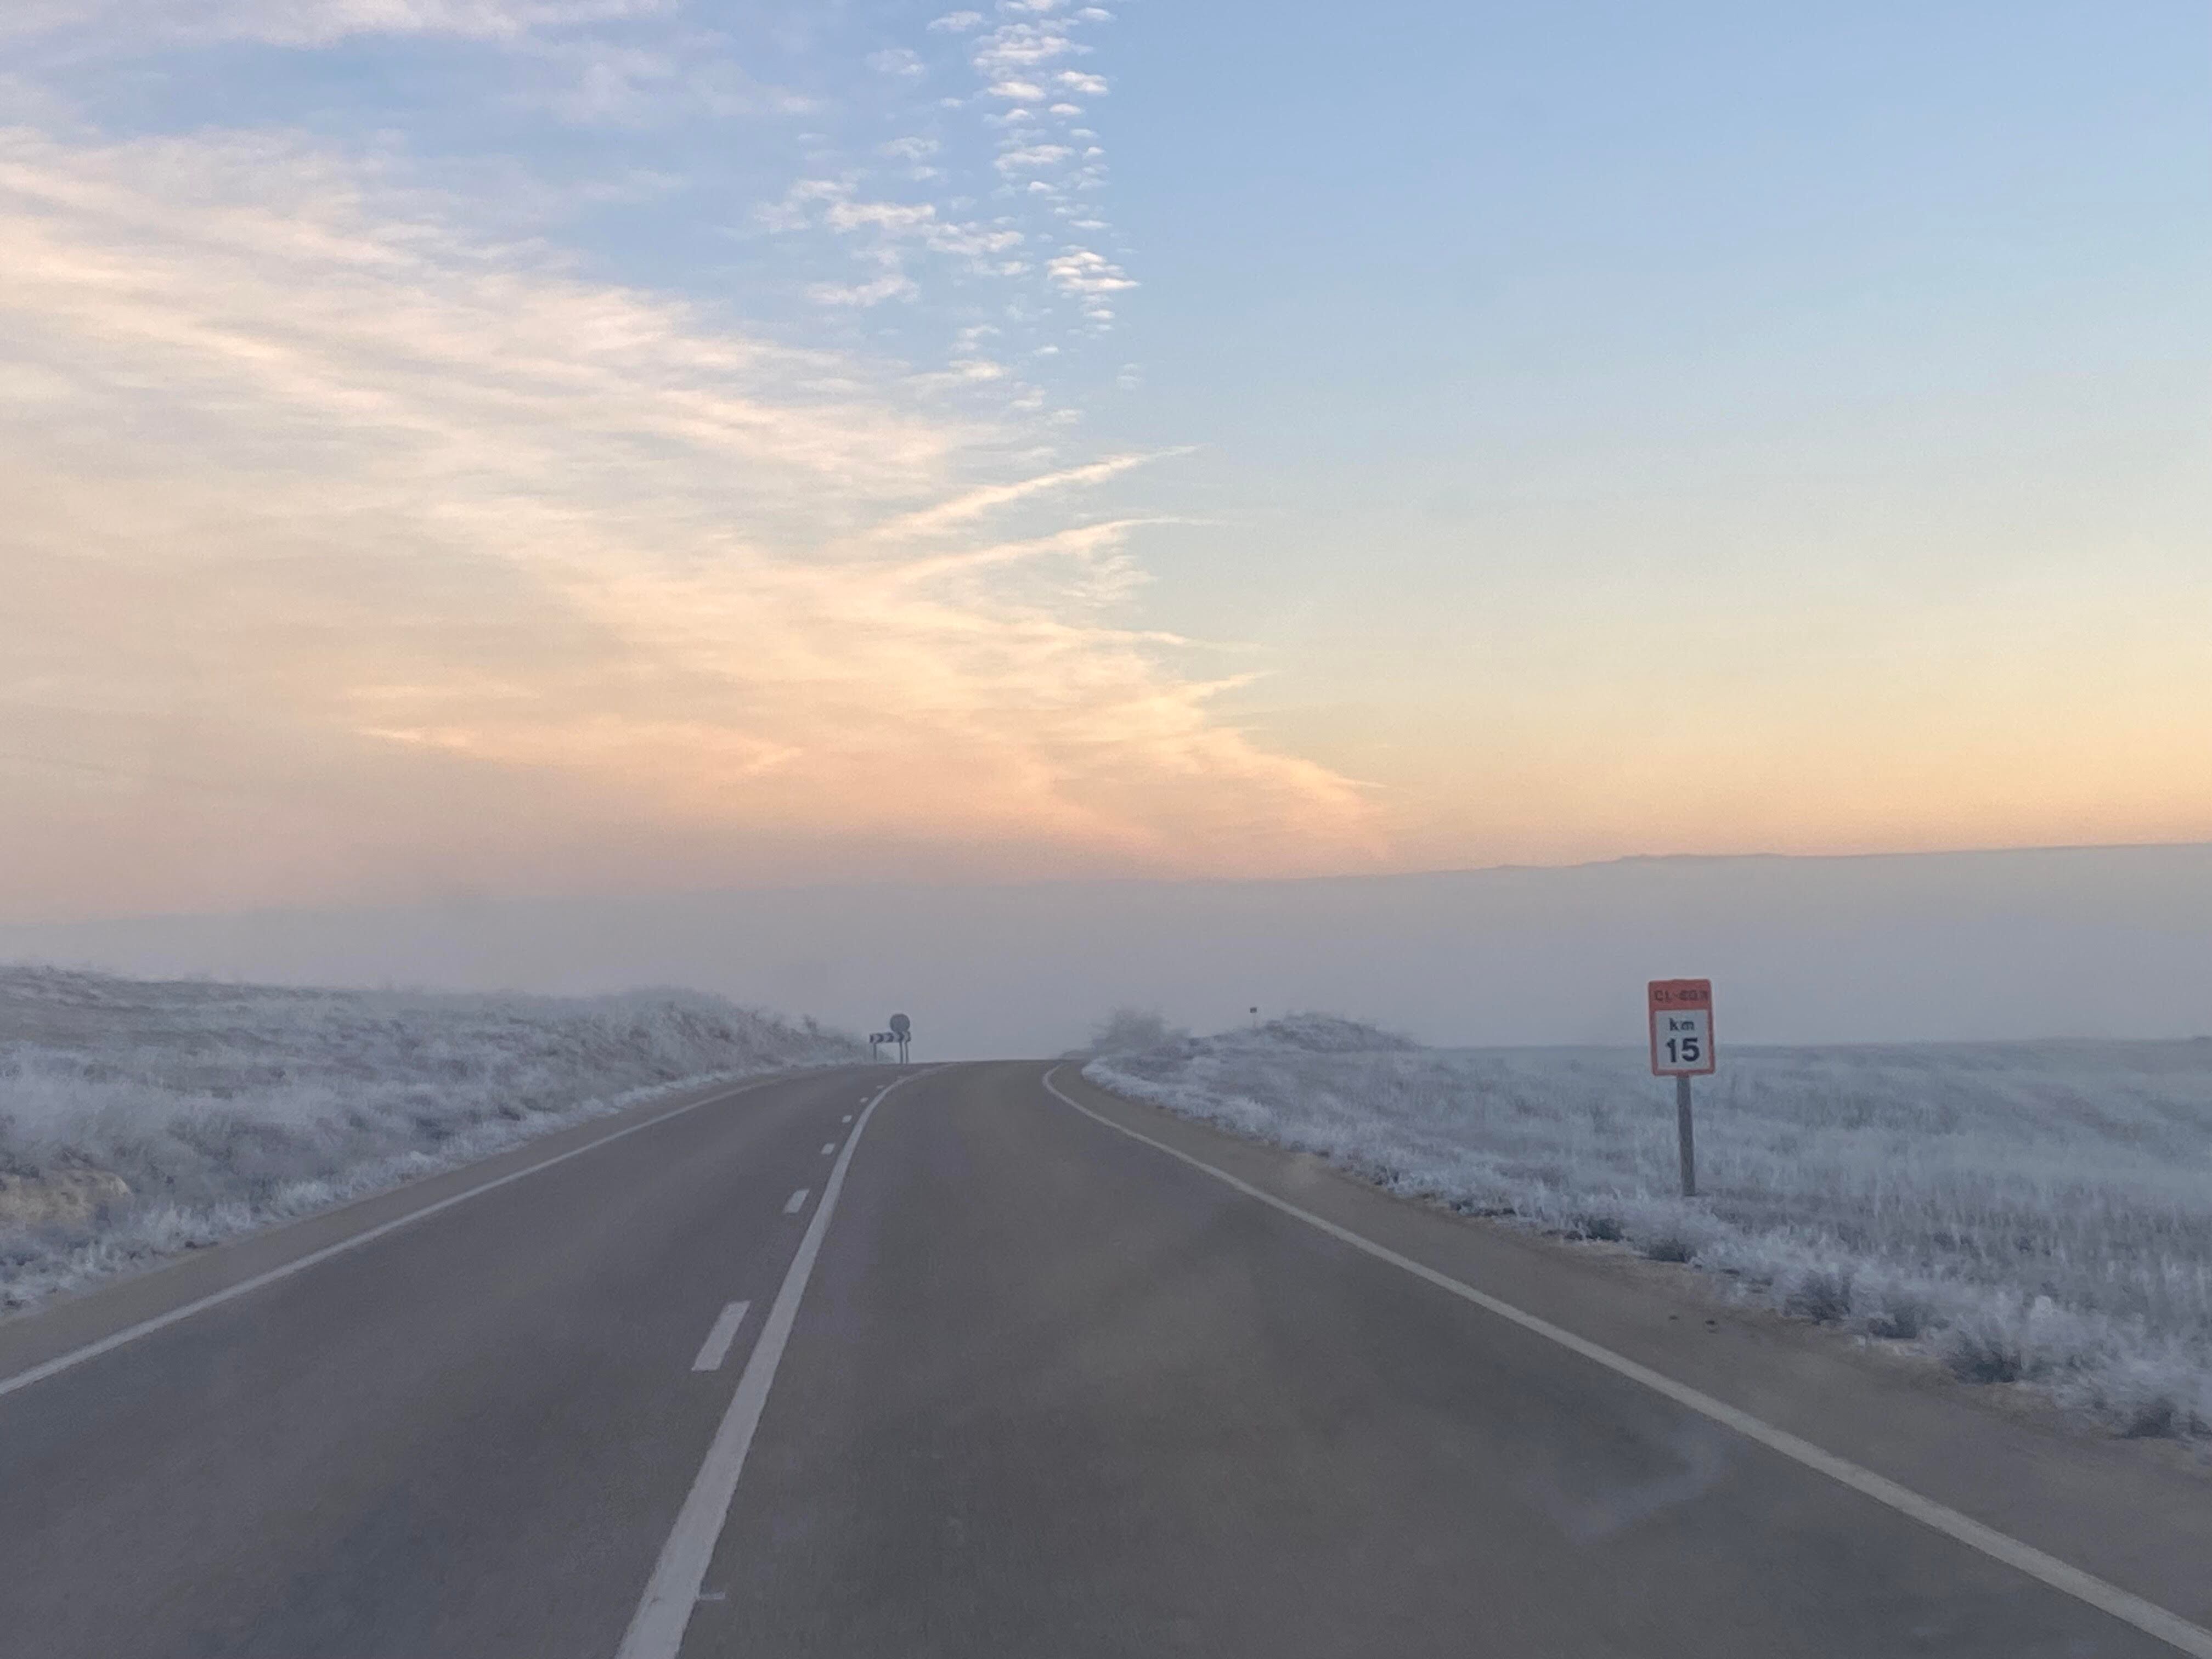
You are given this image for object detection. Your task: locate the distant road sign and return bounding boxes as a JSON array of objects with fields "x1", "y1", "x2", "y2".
[
  {"x1": 868, "y1": 1032, "x2": 895, "y2": 1045},
  {"x1": 1649, "y1": 979, "x2": 1716, "y2": 1076},
  {"x1": 888, "y1": 1013, "x2": 911, "y2": 1039}
]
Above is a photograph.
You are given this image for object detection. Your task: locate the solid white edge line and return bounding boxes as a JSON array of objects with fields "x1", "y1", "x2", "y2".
[
  {"x1": 690, "y1": 1302, "x2": 752, "y2": 1374},
  {"x1": 0, "y1": 1071, "x2": 814, "y2": 1404},
  {"x1": 1040, "y1": 1065, "x2": 2212, "y2": 1659},
  {"x1": 614, "y1": 1068, "x2": 928, "y2": 1659},
  {"x1": 782, "y1": 1188, "x2": 809, "y2": 1215}
]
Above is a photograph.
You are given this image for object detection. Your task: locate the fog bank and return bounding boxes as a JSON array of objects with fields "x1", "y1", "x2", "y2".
[{"x1": 4, "y1": 844, "x2": 2208, "y2": 1058}]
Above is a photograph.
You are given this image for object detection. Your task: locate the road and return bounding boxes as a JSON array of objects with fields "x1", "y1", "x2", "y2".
[{"x1": 1, "y1": 1060, "x2": 2209, "y2": 1657}]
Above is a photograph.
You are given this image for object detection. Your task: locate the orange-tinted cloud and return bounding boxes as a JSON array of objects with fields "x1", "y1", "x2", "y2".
[{"x1": 0, "y1": 125, "x2": 1380, "y2": 919}]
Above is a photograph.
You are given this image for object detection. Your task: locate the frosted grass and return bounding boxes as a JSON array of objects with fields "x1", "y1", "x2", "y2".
[
  {"x1": 1088, "y1": 1015, "x2": 2212, "y2": 1443},
  {"x1": 0, "y1": 966, "x2": 861, "y2": 1309}
]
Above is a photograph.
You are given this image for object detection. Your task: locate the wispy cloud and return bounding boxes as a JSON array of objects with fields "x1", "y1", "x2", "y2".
[
  {"x1": 0, "y1": 123, "x2": 1371, "y2": 913},
  {"x1": 866, "y1": 46, "x2": 926, "y2": 78},
  {"x1": 958, "y1": 3, "x2": 1129, "y2": 339},
  {"x1": 0, "y1": 0, "x2": 677, "y2": 47},
  {"x1": 867, "y1": 453, "x2": 1169, "y2": 541},
  {"x1": 995, "y1": 143, "x2": 1073, "y2": 175},
  {"x1": 510, "y1": 36, "x2": 814, "y2": 126},
  {"x1": 763, "y1": 172, "x2": 1031, "y2": 314},
  {"x1": 755, "y1": 0, "x2": 1136, "y2": 373},
  {"x1": 1047, "y1": 247, "x2": 1134, "y2": 323}
]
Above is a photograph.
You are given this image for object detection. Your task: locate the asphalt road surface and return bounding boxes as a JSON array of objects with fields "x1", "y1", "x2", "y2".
[{"x1": 2, "y1": 1060, "x2": 2209, "y2": 1658}]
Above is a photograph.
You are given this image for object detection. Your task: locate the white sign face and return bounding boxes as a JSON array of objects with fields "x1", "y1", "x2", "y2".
[
  {"x1": 1648, "y1": 978, "x2": 1716, "y2": 1076},
  {"x1": 1652, "y1": 1009, "x2": 1711, "y2": 1074}
]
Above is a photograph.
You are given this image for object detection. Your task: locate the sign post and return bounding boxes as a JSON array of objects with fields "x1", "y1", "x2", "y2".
[
  {"x1": 1647, "y1": 979, "x2": 1715, "y2": 1198},
  {"x1": 888, "y1": 1013, "x2": 911, "y2": 1066},
  {"x1": 867, "y1": 1032, "x2": 894, "y2": 1062}
]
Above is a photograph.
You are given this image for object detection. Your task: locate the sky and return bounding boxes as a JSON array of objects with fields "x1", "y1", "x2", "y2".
[{"x1": 3, "y1": 0, "x2": 2208, "y2": 924}]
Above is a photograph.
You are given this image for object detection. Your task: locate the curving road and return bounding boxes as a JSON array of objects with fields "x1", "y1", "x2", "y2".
[{"x1": 1, "y1": 1060, "x2": 2208, "y2": 1657}]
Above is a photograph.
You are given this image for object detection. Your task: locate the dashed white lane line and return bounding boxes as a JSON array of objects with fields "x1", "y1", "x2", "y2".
[
  {"x1": 614, "y1": 1069, "x2": 927, "y2": 1659},
  {"x1": 820, "y1": 1142, "x2": 838, "y2": 1156},
  {"x1": 690, "y1": 1302, "x2": 751, "y2": 1373},
  {"x1": 1040, "y1": 1066, "x2": 2212, "y2": 1659},
  {"x1": 782, "y1": 1189, "x2": 809, "y2": 1215},
  {"x1": 841, "y1": 1115, "x2": 853, "y2": 1124}
]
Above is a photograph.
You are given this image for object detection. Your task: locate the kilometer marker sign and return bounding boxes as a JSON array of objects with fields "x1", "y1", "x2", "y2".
[
  {"x1": 1649, "y1": 979, "x2": 1714, "y2": 1197},
  {"x1": 1648, "y1": 978, "x2": 1715, "y2": 1076}
]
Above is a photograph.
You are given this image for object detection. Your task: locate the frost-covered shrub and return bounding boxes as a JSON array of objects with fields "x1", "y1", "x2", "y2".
[
  {"x1": 1084, "y1": 1007, "x2": 1189, "y2": 1057},
  {"x1": 1784, "y1": 1268, "x2": 1856, "y2": 1324}
]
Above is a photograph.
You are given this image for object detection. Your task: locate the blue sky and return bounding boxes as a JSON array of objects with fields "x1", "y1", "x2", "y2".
[{"x1": 2, "y1": 0, "x2": 2207, "y2": 917}]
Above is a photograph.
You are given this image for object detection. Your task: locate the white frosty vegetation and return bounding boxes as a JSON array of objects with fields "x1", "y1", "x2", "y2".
[
  {"x1": 1087, "y1": 1014, "x2": 2212, "y2": 1444},
  {"x1": 0, "y1": 966, "x2": 861, "y2": 1309}
]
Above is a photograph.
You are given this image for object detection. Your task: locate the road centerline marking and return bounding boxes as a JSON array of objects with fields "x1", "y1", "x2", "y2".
[
  {"x1": 614, "y1": 1069, "x2": 927, "y2": 1659},
  {"x1": 0, "y1": 1070, "x2": 823, "y2": 1403},
  {"x1": 782, "y1": 1188, "x2": 809, "y2": 1215},
  {"x1": 820, "y1": 1142, "x2": 837, "y2": 1155},
  {"x1": 690, "y1": 1302, "x2": 752, "y2": 1373},
  {"x1": 1041, "y1": 1065, "x2": 2212, "y2": 1659}
]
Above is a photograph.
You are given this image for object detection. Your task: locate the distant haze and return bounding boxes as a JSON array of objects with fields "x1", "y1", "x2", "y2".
[{"x1": 3, "y1": 843, "x2": 2207, "y2": 1059}]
